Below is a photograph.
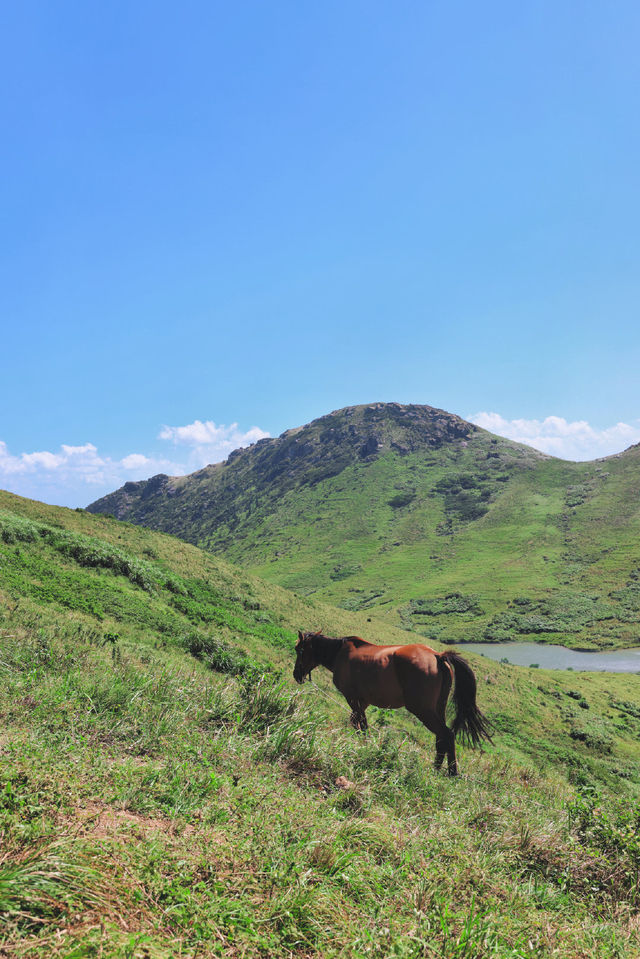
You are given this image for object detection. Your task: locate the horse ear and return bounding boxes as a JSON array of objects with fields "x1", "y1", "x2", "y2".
[{"x1": 298, "y1": 630, "x2": 304, "y2": 641}]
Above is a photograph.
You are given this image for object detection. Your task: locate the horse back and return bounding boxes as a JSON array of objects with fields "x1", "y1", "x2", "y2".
[
  {"x1": 334, "y1": 640, "x2": 443, "y2": 710},
  {"x1": 393, "y1": 643, "x2": 442, "y2": 674},
  {"x1": 391, "y1": 644, "x2": 449, "y2": 713}
]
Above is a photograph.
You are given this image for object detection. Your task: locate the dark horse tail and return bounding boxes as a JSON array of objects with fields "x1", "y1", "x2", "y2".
[{"x1": 439, "y1": 650, "x2": 493, "y2": 747}]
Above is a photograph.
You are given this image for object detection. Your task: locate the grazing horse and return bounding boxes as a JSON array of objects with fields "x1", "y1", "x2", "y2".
[{"x1": 293, "y1": 631, "x2": 492, "y2": 775}]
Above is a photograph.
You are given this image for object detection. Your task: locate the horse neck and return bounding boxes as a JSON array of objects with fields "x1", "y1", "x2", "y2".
[{"x1": 311, "y1": 634, "x2": 344, "y2": 672}]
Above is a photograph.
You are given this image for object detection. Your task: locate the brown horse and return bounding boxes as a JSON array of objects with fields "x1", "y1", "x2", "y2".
[{"x1": 293, "y1": 631, "x2": 492, "y2": 775}]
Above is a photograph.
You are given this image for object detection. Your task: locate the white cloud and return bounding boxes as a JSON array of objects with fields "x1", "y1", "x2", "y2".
[
  {"x1": 22, "y1": 450, "x2": 65, "y2": 470},
  {"x1": 0, "y1": 418, "x2": 270, "y2": 508},
  {"x1": 158, "y1": 419, "x2": 270, "y2": 470},
  {"x1": 120, "y1": 453, "x2": 154, "y2": 470},
  {"x1": 159, "y1": 420, "x2": 227, "y2": 445},
  {"x1": 0, "y1": 439, "x2": 179, "y2": 506},
  {"x1": 469, "y1": 412, "x2": 640, "y2": 461}
]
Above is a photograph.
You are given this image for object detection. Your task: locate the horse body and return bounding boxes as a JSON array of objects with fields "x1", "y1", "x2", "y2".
[
  {"x1": 333, "y1": 640, "x2": 445, "y2": 710},
  {"x1": 294, "y1": 631, "x2": 491, "y2": 776},
  {"x1": 334, "y1": 641, "x2": 405, "y2": 709}
]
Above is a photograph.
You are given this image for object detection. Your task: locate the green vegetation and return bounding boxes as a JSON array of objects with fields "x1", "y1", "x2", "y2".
[
  {"x1": 2, "y1": 489, "x2": 640, "y2": 955},
  {"x1": 87, "y1": 403, "x2": 640, "y2": 650},
  {"x1": 401, "y1": 593, "x2": 485, "y2": 631}
]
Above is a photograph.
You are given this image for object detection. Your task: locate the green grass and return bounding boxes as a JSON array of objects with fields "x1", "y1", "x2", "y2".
[
  {"x1": 2, "y1": 489, "x2": 640, "y2": 956},
  {"x1": 224, "y1": 443, "x2": 640, "y2": 650},
  {"x1": 2, "y1": 618, "x2": 640, "y2": 957}
]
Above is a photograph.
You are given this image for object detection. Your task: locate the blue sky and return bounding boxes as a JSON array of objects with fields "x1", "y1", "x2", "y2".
[{"x1": 2, "y1": 1, "x2": 640, "y2": 507}]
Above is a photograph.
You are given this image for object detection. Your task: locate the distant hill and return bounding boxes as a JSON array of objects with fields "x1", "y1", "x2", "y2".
[{"x1": 87, "y1": 402, "x2": 640, "y2": 650}]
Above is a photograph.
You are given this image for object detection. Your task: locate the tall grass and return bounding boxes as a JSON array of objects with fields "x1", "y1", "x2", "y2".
[
  {"x1": 1, "y1": 491, "x2": 640, "y2": 957},
  {"x1": 0, "y1": 838, "x2": 106, "y2": 930},
  {"x1": 2, "y1": 622, "x2": 640, "y2": 957}
]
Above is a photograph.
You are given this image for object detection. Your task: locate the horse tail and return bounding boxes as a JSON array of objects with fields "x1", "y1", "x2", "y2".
[{"x1": 439, "y1": 650, "x2": 493, "y2": 747}]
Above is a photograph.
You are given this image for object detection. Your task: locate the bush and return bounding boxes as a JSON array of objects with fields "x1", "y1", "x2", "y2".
[
  {"x1": 237, "y1": 677, "x2": 297, "y2": 733},
  {"x1": 49, "y1": 531, "x2": 156, "y2": 591},
  {"x1": 408, "y1": 592, "x2": 484, "y2": 617},
  {"x1": 387, "y1": 491, "x2": 416, "y2": 509},
  {"x1": 0, "y1": 513, "x2": 39, "y2": 545},
  {"x1": 569, "y1": 725, "x2": 612, "y2": 754},
  {"x1": 330, "y1": 563, "x2": 362, "y2": 581},
  {"x1": 567, "y1": 787, "x2": 640, "y2": 903},
  {"x1": 181, "y1": 631, "x2": 258, "y2": 678},
  {"x1": 0, "y1": 513, "x2": 158, "y2": 592}
]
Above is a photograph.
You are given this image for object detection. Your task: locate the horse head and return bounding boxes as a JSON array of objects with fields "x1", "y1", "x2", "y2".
[{"x1": 293, "y1": 630, "x2": 318, "y2": 684}]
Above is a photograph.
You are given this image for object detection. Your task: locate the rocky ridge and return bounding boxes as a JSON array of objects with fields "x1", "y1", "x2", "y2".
[{"x1": 87, "y1": 402, "x2": 478, "y2": 529}]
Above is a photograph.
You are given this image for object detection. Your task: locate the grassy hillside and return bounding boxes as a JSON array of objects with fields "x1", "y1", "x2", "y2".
[
  {"x1": 87, "y1": 403, "x2": 640, "y2": 650},
  {"x1": 2, "y1": 489, "x2": 640, "y2": 957}
]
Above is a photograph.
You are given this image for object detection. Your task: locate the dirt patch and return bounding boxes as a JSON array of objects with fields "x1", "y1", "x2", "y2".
[
  {"x1": 62, "y1": 801, "x2": 232, "y2": 856},
  {"x1": 66, "y1": 800, "x2": 190, "y2": 840},
  {"x1": 335, "y1": 775, "x2": 355, "y2": 790},
  {"x1": 109, "y1": 754, "x2": 159, "y2": 767}
]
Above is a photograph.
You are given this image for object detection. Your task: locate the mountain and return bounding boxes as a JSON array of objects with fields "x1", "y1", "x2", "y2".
[
  {"x1": 87, "y1": 402, "x2": 489, "y2": 532},
  {"x1": 3, "y1": 488, "x2": 640, "y2": 956},
  {"x1": 87, "y1": 402, "x2": 640, "y2": 650}
]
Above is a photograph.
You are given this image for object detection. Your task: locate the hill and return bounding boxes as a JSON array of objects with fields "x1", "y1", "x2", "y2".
[
  {"x1": 2, "y1": 488, "x2": 640, "y2": 956},
  {"x1": 88, "y1": 403, "x2": 640, "y2": 651}
]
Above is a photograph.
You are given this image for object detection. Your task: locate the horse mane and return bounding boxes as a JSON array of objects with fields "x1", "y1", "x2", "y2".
[
  {"x1": 342, "y1": 635, "x2": 371, "y2": 648},
  {"x1": 306, "y1": 631, "x2": 372, "y2": 649},
  {"x1": 302, "y1": 631, "x2": 372, "y2": 670}
]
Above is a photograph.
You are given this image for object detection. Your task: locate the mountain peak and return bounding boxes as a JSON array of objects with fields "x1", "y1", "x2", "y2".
[
  {"x1": 269, "y1": 401, "x2": 477, "y2": 462},
  {"x1": 87, "y1": 401, "x2": 478, "y2": 524}
]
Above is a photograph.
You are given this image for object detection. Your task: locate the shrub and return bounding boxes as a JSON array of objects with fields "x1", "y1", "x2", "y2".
[
  {"x1": 387, "y1": 491, "x2": 416, "y2": 509},
  {"x1": 181, "y1": 631, "x2": 265, "y2": 679},
  {"x1": 567, "y1": 787, "x2": 640, "y2": 903},
  {"x1": 237, "y1": 677, "x2": 297, "y2": 733},
  {"x1": 0, "y1": 513, "x2": 39, "y2": 545},
  {"x1": 330, "y1": 563, "x2": 362, "y2": 581},
  {"x1": 49, "y1": 531, "x2": 156, "y2": 591},
  {"x1": 0, "y1": 513, "x2": 159, "y2": 592},
  {"x1": 406, "y1": 593, "x2": 484, "y2": 618}
]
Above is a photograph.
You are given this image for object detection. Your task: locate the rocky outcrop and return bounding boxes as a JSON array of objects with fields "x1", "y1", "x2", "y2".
[{"x1": 86, "y1": 402, "x2": 479, "y2": 538}]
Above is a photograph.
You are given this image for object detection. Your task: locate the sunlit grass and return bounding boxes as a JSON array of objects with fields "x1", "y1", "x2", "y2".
[{"x1": 1, "y1": 489, "x2": 640, "y2": 955}]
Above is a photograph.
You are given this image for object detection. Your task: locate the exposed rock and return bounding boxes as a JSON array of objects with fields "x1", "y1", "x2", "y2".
[
  {"x1": 335, "y1": 776, "x2": 355, "y2": 790},
  {"x1": 140, "y1": 474, "x2": 170, "y2": 499},
  {"x1": 360, "y1": 435, "x2": 381, "y2": 458},
  {"x1": 85, "y1": 402, "x2": 486, "y2": 537}
]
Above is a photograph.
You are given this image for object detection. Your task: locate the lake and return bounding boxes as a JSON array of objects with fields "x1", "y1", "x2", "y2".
[{"x1": 457, "y1": 642, "x2": 640, "y2": 673}]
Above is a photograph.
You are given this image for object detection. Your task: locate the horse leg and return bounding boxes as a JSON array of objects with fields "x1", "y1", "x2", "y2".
[
  {"x1": 434, "y1": 733, "x2": 448, "y2": 770},
  {"x1": 410, "y1": 708, "x2": 458, "y2": 776},
  {"x1": 432, "y1": 659, "x2": 457, "y2": 775},
  {"x1": 346, "y1": 697, "x2": 368, "y2": 733},
  {"x1": 436, "y1": 727, "x2": 457, "y2": 776},
  {"x1": 358, "y1": 707, "x2": 368, "y2": 732},
  {"x1": 436, "y1": 672, "x2": 457, "y2": 776}
]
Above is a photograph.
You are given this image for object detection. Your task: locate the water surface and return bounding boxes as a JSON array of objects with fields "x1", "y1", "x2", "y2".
[{"x1": 458, "y1": 642, "x2": 640, "y2": 673}]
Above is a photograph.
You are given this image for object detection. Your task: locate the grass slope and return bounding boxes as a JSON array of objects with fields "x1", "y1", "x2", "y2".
[
  {"x1": 88, "y1": 404, "x2": 640, "y2": 650},
  {"x1": 2, "y1": 489, "x2": 640, "y2": 956}
]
